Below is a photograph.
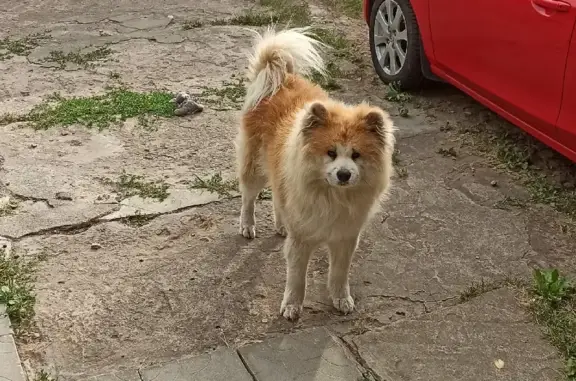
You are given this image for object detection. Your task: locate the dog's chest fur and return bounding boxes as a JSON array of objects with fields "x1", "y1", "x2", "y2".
[{"x1": 281, "y1": 183, "x2": 380, "y2": 243}]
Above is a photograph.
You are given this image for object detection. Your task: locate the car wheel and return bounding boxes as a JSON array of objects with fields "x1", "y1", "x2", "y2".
[{"x1": 369, "y1": 0, "x2": 424, "y2": 90}]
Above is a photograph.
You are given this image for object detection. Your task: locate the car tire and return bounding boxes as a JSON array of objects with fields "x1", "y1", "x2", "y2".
[{"x1": 369, "y1": 0, "x2": 424, "y2": 90}]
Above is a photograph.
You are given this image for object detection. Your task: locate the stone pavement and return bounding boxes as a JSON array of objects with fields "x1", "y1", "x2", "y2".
[
  {"x1": 69, "y1": 289, "x2": 559, "y2": 381},
  {"x1": 1, "y1": 0, "x2": 574, "y2": 380},
  {"x1": 78, "y1": 327, "x2": 363, "y2": 381}
]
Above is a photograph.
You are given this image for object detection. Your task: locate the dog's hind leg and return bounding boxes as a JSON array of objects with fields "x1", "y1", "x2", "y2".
[
  {"x1": 237, "y1": 134, "x2": 266, "y2": 239},
  {"x1": 327, "y1": 236, "x2": 359, "y2": 314}
]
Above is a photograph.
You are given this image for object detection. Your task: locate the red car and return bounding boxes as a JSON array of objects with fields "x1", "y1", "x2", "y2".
[{"x1": 363, "y1": 0, "x2": 576, "y2": 163}]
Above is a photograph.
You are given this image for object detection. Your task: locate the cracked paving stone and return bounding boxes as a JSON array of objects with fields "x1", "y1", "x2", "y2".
[
  {"x1": 0, "y1": 332, "x2": 27, "y2": 381},
  {"x1": 140, "y1": 348, "x2": 252, "y2": 381},
  {"x1": 238, "y1": 327, "x2": 362, "y2": 381},
  {"x1": 76, "y1": 369, "x2": 141, "y2": 381},
  {"x1": 120, "y1": 16, "x2": 173, "y2": 30},
  {"x1": 345, "y1": 288, "x2": 562, "y2": 381}
]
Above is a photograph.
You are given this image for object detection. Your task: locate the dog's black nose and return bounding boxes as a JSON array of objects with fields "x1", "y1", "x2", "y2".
[{"x1": 337, "y1": 169, "x2": 351, "y2": 182}]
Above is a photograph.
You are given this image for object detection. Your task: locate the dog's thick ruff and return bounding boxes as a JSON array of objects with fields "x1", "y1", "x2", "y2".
[{"x1": 237, "y1": 27, "x2": 395, "y2": 321}]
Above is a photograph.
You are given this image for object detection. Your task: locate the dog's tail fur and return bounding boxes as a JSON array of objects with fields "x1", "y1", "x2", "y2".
[{"x1": 243, "y1": 27, "x2": 325, "y2": 110}]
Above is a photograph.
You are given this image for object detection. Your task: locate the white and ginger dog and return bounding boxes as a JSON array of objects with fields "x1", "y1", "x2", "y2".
[{"x1": 236, "y1": 27, "x2": 395, "y2": 320}]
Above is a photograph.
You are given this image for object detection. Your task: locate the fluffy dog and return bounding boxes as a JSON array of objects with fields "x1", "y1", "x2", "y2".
[{"x1": 236, "y1": 27, "x2": 395, "y2": 320}]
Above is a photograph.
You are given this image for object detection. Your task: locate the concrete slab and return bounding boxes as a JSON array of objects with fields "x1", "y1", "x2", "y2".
[
  {"x1": 0, "y1": 329, "x2": 26, "y2": 381},
  {"x1": 238, "y1": 327, "x2": 362, "y2": 381},
  {"x1": 140, "y1": 349, "x2": 252, "y2": 381},
  {"x1": 0, "y1": 304, "x2": 13, "y2": 337},
  {"x1": 100, "y1": 188, "x2": 221, "y2": 220},
  {"x1": 79, "y1": 369, "x2": 141, "y2": 381},
  {"x1": 346, "y1": 288, "x2": 562, "y2": 381}
]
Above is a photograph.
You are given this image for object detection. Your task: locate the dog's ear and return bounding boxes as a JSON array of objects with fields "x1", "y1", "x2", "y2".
[
  {"x1": 302, "y1": 102, "x2": 327, "y2": 132},
  {"x1": 364, "y1": 110, "x2": 389, "y2": 143}
]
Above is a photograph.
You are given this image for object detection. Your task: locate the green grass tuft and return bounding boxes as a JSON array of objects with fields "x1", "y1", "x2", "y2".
[
  {"x1": 17, "y1": 89, "x2": 175, "y2": 130},
  {"x1": 0, "y1": 255, "x2": 38, "y2": 333},
  {"x1": 190, "y1": 173, "x2": 239, "y2": 198},
  {"x1": 322, "y1": 0, "x2": 363, "y2": 18},
  {"x1": 202, "y1": 0, "x2": 312, "y2": 27},
  {"x1": 201, "y1": 77, "x2": 246, "y2": 103},
  {"x1": 385, "y1": 82, "x2": 412, "y2": 103},
  {"x1": 526, "y1": 175, "x2": 576, "y2": 220},
  {"x1": 44, "y1": 46, "x2": 113, "y2": 69},
  {"x1": 107, "y1": 172, "x2": 170, "y2": 201},
  {"x1": 182, "y1": 20, "x2": 204, "y2": 29},
  {"x1": 530, "y1": 269, "x2": 576, "y2": 380},
  {"x1": 35, "y1": 370, "x2": 57, "y2": 381},
  {"x1": 0, "y1": 32, "x2": 50, "y2": 60}
]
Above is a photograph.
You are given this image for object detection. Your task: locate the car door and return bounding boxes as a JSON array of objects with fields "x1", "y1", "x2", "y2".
[
  {"x1": 428, "y1": 0, "x2": 576, "y2": 138},
  {"x1": 556, "y1": 19, "x2": 576, "y2": 162}
]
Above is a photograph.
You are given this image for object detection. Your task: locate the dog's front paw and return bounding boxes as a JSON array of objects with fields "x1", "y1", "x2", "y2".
[
  {"x1": 280, "y1": 302, "x2": 302, "y2": 321},
  {"x1": 240, "y1": 224, "x2": 256, "y2": 239},
  {"x1": 333, "y1": 295, "x2": 355, "y2": 315}
]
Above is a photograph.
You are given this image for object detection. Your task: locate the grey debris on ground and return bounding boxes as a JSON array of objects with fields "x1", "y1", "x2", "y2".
[{"x1": 172, "y1": 91, "x2": 205, "y2": 116}]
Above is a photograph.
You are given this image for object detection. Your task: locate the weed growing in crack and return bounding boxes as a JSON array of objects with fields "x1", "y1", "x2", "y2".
[
  {"x1": 202, "y1": 0, "x2": 312, "y2": 28},
  {"x1": 211, "y1": 11, "x2": 277, "y2": 26},
  {"x1": 306, "y1": 28, "x2": 358, "y2": 91},
  {"x1": 311, "y1": 27, "x2": 351, "y2": 57},
  {"x1": 321, "y1": 0, "x2": 363, "y2": 18},
  {"x1": 182, "y1": 20, "x2": 204, "y2": 29},
  {"x1": 452, "y1": 114, "x2": 576, "y2": 222},
  {"x1": 493, "y1": 196, "x2": 527, "y2": 210},
  {"x1": 385, "y1": 82, "x2": 411, "y2": 103},
  {"x1": 35, "y1": 370, "x2": 57, "y2": 381},
  {"x1": 119, "y1": 212, "x2": 156, "y2": 227},
  {"x1": 459, "y1": 276, "x2": 525, "y2": 303},
  {"x1": 199, "y1": 76, "x2": 246, "y2": 109},
  {"x1": 526, "y1": 175, "x2": 576, "y2": 220},
  {"x1": 190, "y1": 173, "x2": 239, "y2": 198},
  {"x1": 0, "y1": 113, "x2": 28, "y2": 126},
  {"x1": 0, "y1": 32, "x2": 50, "y2": 60},
  {"x1": 5, "y1": 89, "x2": 175, "y2": 130},
  {"x1": 530, "y1": 269, "x2": 576, "y2": 380},
  {"x1": 43, "y1": 46, "x2": 113, "y2": 69},
  {"x1": 0, "y1": 255, "x2": 38, "y2": 333},
  {"x1": 459, "y1": 279, "x2": 501, "y2": 302},
  {"x1": 106, "y1": 172, "x2": 170, "y2": 201}
]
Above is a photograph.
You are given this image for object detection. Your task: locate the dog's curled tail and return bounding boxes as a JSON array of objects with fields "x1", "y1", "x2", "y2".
[{"x1": 244, "y1": 27, "x2": 325, "y2": 110}]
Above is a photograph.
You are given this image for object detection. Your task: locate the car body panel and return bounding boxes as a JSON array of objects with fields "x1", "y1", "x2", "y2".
[
  {"x1": 429, "y1": 0, "x2": 574, "y2": 139},
  {"x1": 363, "y1": 0, "x2": 576, "y2": 163},
  {"x1": 557, "y1": 22, "x2": 576, "y2": 160}
]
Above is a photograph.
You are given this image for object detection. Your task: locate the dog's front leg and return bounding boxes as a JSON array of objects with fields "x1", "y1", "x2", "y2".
[
  {"x1": 280, "y1": 237, "x2": 316, "y2": 320},
  {"x1": 327, "y1": 236, "x2": 359, "y2": 314}
]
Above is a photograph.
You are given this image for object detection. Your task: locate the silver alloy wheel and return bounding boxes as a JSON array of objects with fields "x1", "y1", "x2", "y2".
[{"x1": 373, "y1": 0, "x2": 408, "y2": 76}]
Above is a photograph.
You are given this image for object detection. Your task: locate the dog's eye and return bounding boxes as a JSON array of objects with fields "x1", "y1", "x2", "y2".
[
  {"x1": 351, "y1": 151, "x2": 360, "y2": 160},
  {"x1": 327, "y1": 150, "x2": 337, "y2": 159}
]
